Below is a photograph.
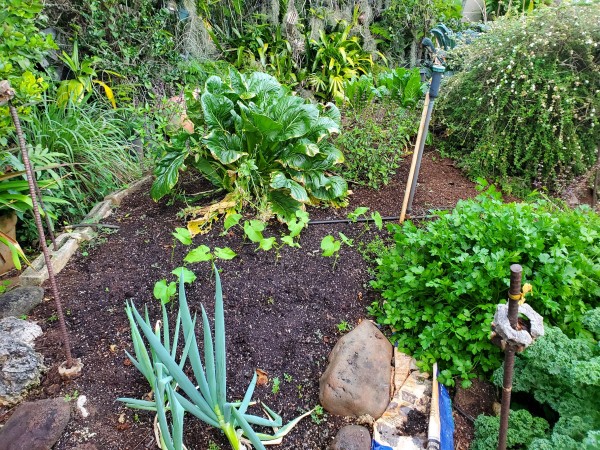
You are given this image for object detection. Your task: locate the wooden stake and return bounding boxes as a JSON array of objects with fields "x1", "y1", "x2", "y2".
[{"x1": 400, "y1": 93, "x2": 430, "y2": 223}]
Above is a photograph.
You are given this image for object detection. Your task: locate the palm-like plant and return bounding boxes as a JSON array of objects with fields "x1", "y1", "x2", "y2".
[
  {"x1": 120, "y1": 266, "x2": 311, "y2": 450},
  {"x1": 307, "y1": 23, "x2": 374, "y2": 102}
]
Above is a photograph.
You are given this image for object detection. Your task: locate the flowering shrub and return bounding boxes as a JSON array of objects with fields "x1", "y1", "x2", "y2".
[{"x1": 437, "y1": 4, "x2": 600, "y2": 194}]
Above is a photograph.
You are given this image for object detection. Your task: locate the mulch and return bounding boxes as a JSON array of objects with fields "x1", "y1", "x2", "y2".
[{"x1": 2, "y1": 149, "x2": 487, "y2": 449}]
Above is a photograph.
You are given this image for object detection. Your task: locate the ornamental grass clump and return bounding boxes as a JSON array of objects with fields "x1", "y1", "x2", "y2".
[
  {"x1": 437, "y1": 3, "x2": 600, "y2": 194},
  {"x1": 120, "y1": 266, "x2": 310, "y2": 450},
  {"x1": 369, "y1": 185, "x2": 600, "y2": 386}
]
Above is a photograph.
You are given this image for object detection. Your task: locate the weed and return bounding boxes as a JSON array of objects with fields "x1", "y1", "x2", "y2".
[
  {"x1": 284, "y1": 373, "x2": 293, "y2": 383},
  {"x1": 271, "y1": 377, "x2": 280, "y2": 395},
  {"x1": 47, "y1": 314, "x2": 58, "y2": 323},
  {"x1": 311, "y1": 405, "x2": 325, "y2": 424},
  {"x1": 64, "y1": 390, "x2": 79, "y2": 401},
  {"x1": 336, "y1": 320, "x2": 352, "y2": 333}
]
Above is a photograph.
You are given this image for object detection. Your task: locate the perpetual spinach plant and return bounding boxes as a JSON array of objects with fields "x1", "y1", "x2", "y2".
[{"x1": 152, "y1": 67, "x2": 348, "y2": 224}]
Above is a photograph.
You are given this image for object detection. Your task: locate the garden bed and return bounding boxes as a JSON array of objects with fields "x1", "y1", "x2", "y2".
[{"x1": 11, "y1": 150, "x2": 480, "y2": 449}]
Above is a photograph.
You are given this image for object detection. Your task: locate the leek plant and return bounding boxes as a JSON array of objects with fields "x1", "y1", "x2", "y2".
[{"x1": 119, "y1": 266, "x2": 310, "y2": 450}]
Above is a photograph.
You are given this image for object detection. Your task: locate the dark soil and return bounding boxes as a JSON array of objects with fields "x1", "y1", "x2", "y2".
[
  {"x1": 2, "y1": 149, "x2": 483, "y2": 449},
  {"x1": 453, "y1": 379, "x2": 498, "y2": 450},
  {"x1": 399, "y1": 409, "x2": 428, "y2": 436}
]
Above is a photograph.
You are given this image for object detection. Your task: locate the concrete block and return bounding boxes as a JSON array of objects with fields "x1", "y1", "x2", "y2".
[{"x1": 104, "y1": 175, "x2": 151, "y2": 206}]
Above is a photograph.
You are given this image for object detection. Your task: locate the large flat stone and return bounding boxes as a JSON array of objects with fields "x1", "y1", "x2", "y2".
[
  {"x1": 0, "y1": 334, "x2": 44, "y2": 406},
  {"x1": 0, "y1": 287, "x2": 44, "y2": 319},
  {"x1": 319, "y1": 320, "x2": 393, "y2": 419},
  {"x1": 0, "y1": 317, "x2": 42, "y2": 346},
  {"x1": 0, "y1": 397, "x2": 71, "y2": 450}
]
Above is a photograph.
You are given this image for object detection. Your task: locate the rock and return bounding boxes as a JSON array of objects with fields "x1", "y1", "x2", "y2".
[
  {"x1": 0, "y1": 334, "x2": 44, "y2": 406},
  {"x1": 0, "y1": 397, "x2": 71, "y2": 450},
  {"x1": 0, "y1": 317, "x2": 42, "y2": 346},
  {"x1": 329, "y1": 425, "x2": 372, "y2": 450},
  {"x1": 0, "y1": 287, "x2": 44, "y2": 319},
  {"x1": 319, "y1": 320, "x2": 393, "y2": 419}
]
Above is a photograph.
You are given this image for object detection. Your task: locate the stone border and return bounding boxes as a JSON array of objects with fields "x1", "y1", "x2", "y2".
[{"x1": 19, "y1": 176, "x2": 151, "y2": 286}]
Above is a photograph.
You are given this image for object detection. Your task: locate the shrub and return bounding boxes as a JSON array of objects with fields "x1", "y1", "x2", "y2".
[
  {"x1": 369, "y1": 185, "x2": 600, "y2": 385},
  {"x1": 0, "y1": 0, "x2": 55, "y2": 144},
  {"x1": 488, "y1": 310, "x2": 600, "y2": 449},
  {"x1": 337, "y1": 104, "x2": 419, "y2": 188},
  {"x1": 437, "y1": 3, "x2": 600, "y2": 194},
  {"x1": 151, "y1": 68, "x2": 348, "y2": 223}
]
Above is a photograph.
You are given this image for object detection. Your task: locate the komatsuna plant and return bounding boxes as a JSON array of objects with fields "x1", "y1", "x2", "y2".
[
  {"x1": 151, "y1": 68, "x2": 348, "y2": 224},
  {"x1": 119, "y1": 266, "x2": 311, "y2": 450}
]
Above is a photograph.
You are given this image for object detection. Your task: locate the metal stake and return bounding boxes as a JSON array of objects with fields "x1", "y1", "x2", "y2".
[
  {"x1": 2, "y1": 81, "x2": 74, "y2": 368},
  {"x1": 497, "y1": 264, "x2": 522, "y2": 450}
]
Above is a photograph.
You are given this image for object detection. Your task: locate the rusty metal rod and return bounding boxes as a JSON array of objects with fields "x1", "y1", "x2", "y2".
[
  {"x1": 497, "y1": 264, "x2": 523, "y2": 450},
  {"x1": 7, "y1": 98, "x2": 74, "y2": 367},
  {"x1": 33, "y1": 175, "x2": 58, "y2": 251}
]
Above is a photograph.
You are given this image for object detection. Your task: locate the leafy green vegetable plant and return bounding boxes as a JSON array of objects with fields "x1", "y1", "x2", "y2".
[
  {"x1": 120, "y1": 266, "x2": 312, "y2": 450},
  {"x1": 151, "y1": 67, "x2": 348, "y2": 224},
  {"x1": 472, "y1": 409, "x2": 549, "y2": 450},
  {"x1": 370, "y1": 185, "x2": 600, "y2": 385},
  {"x1": 489, "y1": 310, "x2": 600, "y2": 449},
  {"x1": 376, "y1": 67, "x2": 426, "y2": 108}
]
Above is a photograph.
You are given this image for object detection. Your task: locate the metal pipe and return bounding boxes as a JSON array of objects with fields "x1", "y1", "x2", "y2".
[
  {"x1": 497, "y1": 264, "x2": 523, "y2": 450},
  {"x1": 3, "y1": 81, "x2": 74, "y2": 368}
]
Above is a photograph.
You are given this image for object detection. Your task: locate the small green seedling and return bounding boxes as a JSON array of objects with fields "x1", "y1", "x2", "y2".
[
  {"x1": 64, "y1": 390, "x2": 79, "y2": 401},
  {"x1": 153, "y1": 279, "x2": 177, "y2": 304},
  {"x1": 272, "y1": 377, "x2": 280, "y2": 395},
  {"x1": 184, "y1": 244, "x2": 237, "y2": 263},
  {"x1": 172, "y1": 227, "x2": 192, "y2": 245},
  {"x1": 336, "y1": 320, "x2": 352, "y2": 333},
  {"x1": 311, "y1": 405, "x2": 325, "y2": 424},
  {"x1": 284, "y1": 373, "x2": 293, "y2": 383}
]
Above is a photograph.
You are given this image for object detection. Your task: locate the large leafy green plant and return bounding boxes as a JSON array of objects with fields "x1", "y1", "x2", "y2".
[
  {"x1": 120, "y1": 266, "x2": 310, "y2": 450},
  {"x1": 369, "y1": 185, "x2": 600, "y2": 385},
  {"x1": 151, "y1": 68, "x2": 348, "y2": 223},
  {"x1": 376, "y1": 67, "x2": 427, "y2": 108}
]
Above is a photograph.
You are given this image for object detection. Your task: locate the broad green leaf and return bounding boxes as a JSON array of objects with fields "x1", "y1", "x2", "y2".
[
  {"x1": 258, "y1": 237, "x2": 276, "y2": 251},
  {"x1": 338, "y1": 232, "x2": 353, "y2": 247},
  {"x1": 151, "y1": 149, "x2": 188, "y2": 201},
  {"x1": 268, "y1": 190, "x2": 301, "y2": 223},
  {"x1": 281, "y1": 235, "x2": 300, "y2": 248},
  {"x1": 184, "y1": 245, "x2": 213, "y2": 263},
  {"x1": 172, "y1": 267, "x2": 197, "y2": 284},
  {"x1": 243, "y1": 220, "x2": 264, "y2": 243},
  {"x1": 201, "y1": 92, "x2": 234, "y2": 130},
  {"x1": 153, "y1": 280, "x2": 177, "y2": 304},
  {"x1": 224, "y1": 213, "x2": 242, "y2": 231},
  {"x1": 321, "y1": 235, "x2": 341, "y2": 257},
  {"x1": 270, "y1": 172, "x2": 309, "y2": 203},
  {"x1": 203, "y1": 131, "x2": 246, "y2": 165},
  {"x1": 214, "y1": 247, "x2": 237, "y2": 260},
  {"x1": 371, "y1": 211, "x2": 383, "y2": 230},
  {"x1": 173, "y1": 227, "x2": 192, "y2": 245}
]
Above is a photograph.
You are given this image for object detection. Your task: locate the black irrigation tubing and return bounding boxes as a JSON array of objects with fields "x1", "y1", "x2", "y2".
[{"x1": 307, "y1": 208, "x2": 451, "y2": 226}]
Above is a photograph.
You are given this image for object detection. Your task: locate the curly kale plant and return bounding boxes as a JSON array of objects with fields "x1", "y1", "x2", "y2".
[
  {"x1": 488, "y1": 309, "x2": 600, "y2": 449},
  {"x1": 437, "y1": 3, "x2": 600, "y2": 194},
  {"x1": 369, "y1": 185, "x2": 600, "y2": 385},
  {"x1": 472, "y1": 409, "x2": 549, "y2": 450},
  {"x1": 151, "y1": 68, "x2": 347, "y2": 223}
]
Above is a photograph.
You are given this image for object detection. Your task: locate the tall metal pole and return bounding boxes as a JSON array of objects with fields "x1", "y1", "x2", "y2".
[
  {"x1": 400, "y1": 64, "x2": 445, "y2": 223},
  {"x1": 497, "y1": 264, "x2": 522, "y2": 450},
  {"x1": 1, "y1": 81, "x2": 74, "y2": 368}
]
